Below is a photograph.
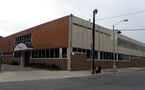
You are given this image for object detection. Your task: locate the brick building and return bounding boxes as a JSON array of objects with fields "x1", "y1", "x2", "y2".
[{"x1": 0, "y1": 14, "x2": 145, "y2": 70}]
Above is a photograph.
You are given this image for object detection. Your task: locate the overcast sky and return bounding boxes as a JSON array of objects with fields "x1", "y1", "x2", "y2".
[{"x1": 0, "y1": 0, "x2": 145, "y2": 43}]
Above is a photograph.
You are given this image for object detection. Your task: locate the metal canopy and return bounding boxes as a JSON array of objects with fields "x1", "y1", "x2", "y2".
[{"x1": 14, "y1": 43, "x2": 33, "y2": 51}]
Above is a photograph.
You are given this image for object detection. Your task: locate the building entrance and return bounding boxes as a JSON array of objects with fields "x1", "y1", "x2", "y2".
[
  {"x1": 14, "y1": 43, "x2": 33, "y2": 67},
  {"x1": 24, "y1": 51, "x2": 30, "y2": 67}
]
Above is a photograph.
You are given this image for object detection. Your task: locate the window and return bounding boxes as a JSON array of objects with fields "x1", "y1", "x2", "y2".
[
  {"x1": 72, "y1": 48, "x2": 97, "y2": 59},
  {"x1": 82, "y1": 49, "x2": 86, "y2": 53},
  {"x1": 100, "y1": 51, "x2": 104, "y2": 59},
  {"x1": 100, "y1": 51, "x2": 116, "y2": 60},
  {"x1": 15, "y1": 34, "x2": 32, "y2": 45},
  {"x1": 72, "y1": 47, "x2": 86, "y2": 53},
  {"x1": 94, "y1": 51, "x2": 98, "y2": 59},
  {"x1": 3, "y1": 52, "x2": 13, "y2": 55},
  {"x1": 38, "y1": 50, "x2": 42, "y2": 58},
  {"x1": 73, "y1": 48, "x2": 77, "y2": 52},
  {"x1": 35, "y1": 50, "x2": 38, "y2": 58},
  {"x1": 42, "y1": 49, "x2": 46, "y2": 58},
  {"x1": 46, "y1": 49, "x2": 50, "y2": 58},
  {"x1": 118, "y1": 54, "x2": 129, "y2": 60},
  {"x1": 14, "y1": 51, "x2": 21, "y2": 58},
  {"x1": 118, "y1": 38, "x2": 145, "y2": 52},
  {"x1": 72, "y1": 47, "x2": 135, "y2": 60},
  {"x1": 50, "y1": 49, "x2": 54, "y2": 58},
  {"x1": 32, "y1": 50, "x2": 35, "y2": 58},
  {"x1": 87, "y1": 50, "x2": 92, "y2": 59},
  {"x1": 62, "y1": 48, "x2": 67, "y2": 58},
  {"x1": 31, "y1": 48, "x2": 67, "y2": 59},
  {"x1": 54, "y1": 48, "x2": 59, "y2": 58},
  {"x1": 78, "y1": 48, "x2": 82, "y2": 52}
]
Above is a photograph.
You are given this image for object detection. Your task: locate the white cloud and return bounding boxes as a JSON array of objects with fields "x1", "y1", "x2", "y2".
[{"x1": 0, "y1": 0, "x2": 145, "y2": 43}]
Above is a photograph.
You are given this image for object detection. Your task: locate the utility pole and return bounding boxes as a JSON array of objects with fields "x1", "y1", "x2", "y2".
[{"x1": 92, "y1": 9, "x2": 98, "y2": 74}]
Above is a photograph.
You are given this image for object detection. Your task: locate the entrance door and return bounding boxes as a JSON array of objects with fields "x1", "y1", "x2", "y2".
[{"x1": 24, "y1": 51, "x2": 30, "y2": 67}]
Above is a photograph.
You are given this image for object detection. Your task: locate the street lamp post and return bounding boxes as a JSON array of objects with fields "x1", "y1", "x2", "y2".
[
  {"x1": 92, "y1": 9, "x2": 98, "y2": 74},
  {"x1": 113, "y1": 19, "x2": 128, "y2": 74}
]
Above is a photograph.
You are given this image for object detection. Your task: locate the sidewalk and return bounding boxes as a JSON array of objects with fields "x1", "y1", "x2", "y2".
[
  {"x1": 0, "y1": 67, "x2": 145, "y2": 83},
  {"x1": 102, "y1": 67, "x2": 145, "y2": 74},
  {"x1": 0, "y1": 70, "x2": 91, "y2": 82}
]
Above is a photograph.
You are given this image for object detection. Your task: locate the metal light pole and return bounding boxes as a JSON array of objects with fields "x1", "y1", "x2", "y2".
[
  {"x1": 92, "y1": 9, "x2": 98, "y2": 74},
  {"x1": 113, "y1": 19, "x2": 128, "y2": 74}
]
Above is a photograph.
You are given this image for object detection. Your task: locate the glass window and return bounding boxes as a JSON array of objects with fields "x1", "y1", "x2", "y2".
[
  {"x1": 46, "y1": 49, "x2": 50, "y2": 58},
  {"x1": 38, "y1": 50, "x2": 41, "y2": 58},
  {"x1": 32, "y1": 50, "x2": 35, "y2": 58},
  {"x1": 42, "y1": 49, "x2": 46, "y2": 58},
  {"x1": 15, "y1": 34, "x2": 32, "y2": 45},
  {"x1": 87, "y1": 50, "x2": 92, "y2": 59},
  {"x1": 82, "y1": 49, "x2": 86, "y2": 53},
  {"x1": 50, "y1": 49, "x2": 54, "y2": 58},
  {"x1": 35, "y1": 50, "x2": 38, "y2": 58},
  {"x1": 54, "y1": 48, "x2": 59, "y2": 58},
  {"x1": 73, "y1": 48, "x2": 77, "y2": 52},
  {"x1": 78, "y1": 48, "x2": 82, "y2": 52},
  {"x1": 94, "y1": 51, "x2": 98, "y2": 59},
  {"x1": 100, "y1": 51, "x2": 104, "y2": 59},
  {"x1": 14, "y1": 51, "x2": 21, "y2": 58},
  {"x1": 62, "y1": 48, "x2": 67, "y2": 58}
]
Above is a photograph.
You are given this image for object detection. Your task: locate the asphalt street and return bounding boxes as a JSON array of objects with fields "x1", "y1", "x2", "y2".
[{"x1": 0, "y1": 69, "x2": 145, "y2": 90}]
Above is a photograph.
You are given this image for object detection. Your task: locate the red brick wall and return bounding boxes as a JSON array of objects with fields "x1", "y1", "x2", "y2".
[
  {"x1": 0, "y1": 36, "x2": 14, "y2": 53},
  {"x1": 96, "y1": 61, "x2": 113, "y2": 69},
  {"x1": 2, "y1": 52, "x2": 145, "y2": 70},
  {"x1": 0, "y1": 16, "x2": 69, "y2": 53},
  {"x1": 71, "y1": 53, "x2": 145, "y2": 70},
  {"x1": 31, "y1": 59, "x2": 68, "y2": 70},
  {"x1": 71, "y1": 53, "x2": 91, "y2": 70},
  {"x1": 2, "y1": 55, "x2": 21, "y2": 64},
  {"x1": 130, "y1": 59, "x2": 145, "y2": 67},
  {"x1": 116, "y1": 61, "x2": 130, "y2": 68},
  {"x1": 2, "y1": 55, "x2": 13, "y2": 64},
  {"x1": 0, "y1": 16, "x2": 70, "y2": 69},
  {"x1": 32, "y1": 16, "x2": 69, "y2": 49},
  {"x1": 0, "y1": 29, "x2": 33, "y2": 53}
]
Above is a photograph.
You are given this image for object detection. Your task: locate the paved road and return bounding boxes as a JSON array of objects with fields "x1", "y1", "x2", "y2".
[{"x1": 0, "y1": 69, "x2": 145, "y2": 90}]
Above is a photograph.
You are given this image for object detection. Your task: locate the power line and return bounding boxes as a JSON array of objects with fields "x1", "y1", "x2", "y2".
[
  {"x1": 117, "y1": 29, "x2": 145, "y2": 31},
  {"x1": 96, "y1": 10, "x2": 145, "y2": 21}
]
